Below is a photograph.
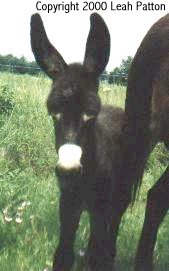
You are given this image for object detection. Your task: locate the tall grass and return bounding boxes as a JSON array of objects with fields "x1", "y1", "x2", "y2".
[{"x1": 0, "y1": 72, "x2": 168, "y2": 271}]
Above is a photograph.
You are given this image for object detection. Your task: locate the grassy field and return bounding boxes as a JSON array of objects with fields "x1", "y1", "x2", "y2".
[{"x1": 0, "y1": 72, "x2": 168, "y2": 271}]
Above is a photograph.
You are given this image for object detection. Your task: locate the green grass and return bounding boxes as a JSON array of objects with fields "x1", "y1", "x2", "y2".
[{"x1": 0, "y1": 72, "x2": 168, "y2": 271}]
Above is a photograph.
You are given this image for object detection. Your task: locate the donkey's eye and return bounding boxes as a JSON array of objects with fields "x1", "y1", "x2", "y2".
[
  {"x1": 82, "y1": 114, "x2": 95, "y2": 122},
  {"x1": 53, "y1": 113, "x2": 61, "y2": 121}
]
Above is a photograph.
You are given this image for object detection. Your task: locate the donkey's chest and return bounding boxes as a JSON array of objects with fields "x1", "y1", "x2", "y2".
[{"x1": 79, "y1": 173, "x2": 114, "y2": 212}]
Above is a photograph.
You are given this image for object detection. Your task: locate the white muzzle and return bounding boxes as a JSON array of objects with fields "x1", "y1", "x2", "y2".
[{"x1": 57, "y1": 144, "x2": 82, "y2": 171}]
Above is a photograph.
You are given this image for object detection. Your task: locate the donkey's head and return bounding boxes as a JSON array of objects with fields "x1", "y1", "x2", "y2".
[{"x1": 31, "y1": 13, "x2": 110, "y2": 175}]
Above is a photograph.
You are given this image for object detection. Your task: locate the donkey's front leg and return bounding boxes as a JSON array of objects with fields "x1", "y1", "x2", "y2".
[
  {"x1": 108, "y1": 187, "x2": 132, "y2": 266},
  {"x1": 86, "y1": 208, "x2": 114, "y2": 271},
  {"x1": 53, "y1": 188, "x2": 83, "y2": 271}
]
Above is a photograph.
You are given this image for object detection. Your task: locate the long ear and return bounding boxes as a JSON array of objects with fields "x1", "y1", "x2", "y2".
[
  {"x1": 83, "y1": 13, "x2": 110, "y2": 76},
  {"x1": 30, "y1": 13, "x2": 67, "y2": 79}
]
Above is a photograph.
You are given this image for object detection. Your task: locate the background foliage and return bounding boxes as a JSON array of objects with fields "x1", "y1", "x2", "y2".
[
  {"x1": 0, "y1": 54, "x2": 133, "y2": 84},
  {"x1": 0, "y1": 54, "x2": 40, "y2": 75}
]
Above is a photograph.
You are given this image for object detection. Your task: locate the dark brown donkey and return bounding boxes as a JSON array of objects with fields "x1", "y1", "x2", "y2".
[
  {"x1": 120, "y1": 14, "x2": 169, "y2": 271},
  {"x1": 31, "y1": 13, "x2": 169, "y2": 271},
  {"x1": 122, "y1": 14, "x2": 169, "y2": 271},
  {"x1": 134, "y1": 15, "x2": 169, "y2": 271}
]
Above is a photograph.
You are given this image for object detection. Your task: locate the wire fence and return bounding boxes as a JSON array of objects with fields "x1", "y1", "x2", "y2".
[
  {"x1": 0, "y1": 63, "x2": 41, "y2": 75},
  {"x1": 0, "y1": 63, "x2": 128, "y2": 85}
]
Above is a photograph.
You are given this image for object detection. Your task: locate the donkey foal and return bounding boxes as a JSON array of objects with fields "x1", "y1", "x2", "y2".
[{"x1": 30, "y1": 13, "x2": 123, "y2": 271}]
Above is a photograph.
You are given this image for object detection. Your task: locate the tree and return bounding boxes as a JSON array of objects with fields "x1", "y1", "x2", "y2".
[
  {"x1": 120, "y1": 56, "x2": 133, "y2": 74},
  {"x1": 108, "y1": 56, "x2": 133, "y2": 85},
  {"x1": 0, "y1": 54, "x2": 41, "y2": 75}
]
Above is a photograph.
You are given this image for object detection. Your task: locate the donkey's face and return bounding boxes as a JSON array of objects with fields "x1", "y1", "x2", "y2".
[
  {"x1": 31, "y1": 13, "x2": 110, "y2": 174},
  {"x1": 47, "y1": 64, "x2": 101, "y2": 173}
]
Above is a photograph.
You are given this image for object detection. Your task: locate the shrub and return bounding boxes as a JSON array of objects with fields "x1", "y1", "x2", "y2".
[{"x1": 0, "y1": 84, "x2": 15, "y2": 115}]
